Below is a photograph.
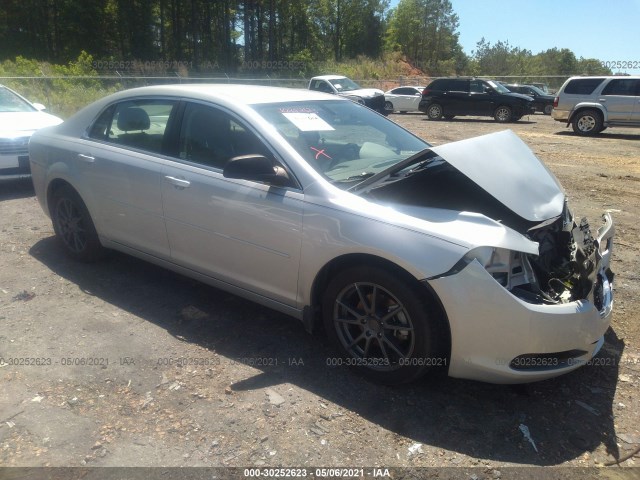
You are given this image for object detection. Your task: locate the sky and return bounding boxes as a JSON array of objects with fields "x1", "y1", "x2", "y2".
[{"x1": 389, "y1": 0, "x2": 640, "y2": 74}]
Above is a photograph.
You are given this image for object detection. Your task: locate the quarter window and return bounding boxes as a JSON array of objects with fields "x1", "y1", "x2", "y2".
[{"x1": 564, "y1": 78, "x2": 605, "y2": 95}]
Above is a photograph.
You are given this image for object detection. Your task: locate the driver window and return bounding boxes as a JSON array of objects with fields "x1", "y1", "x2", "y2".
[
  {"x1": 470, "y1": 80, "x2": 486, "y2": 93},
  {"x1": 179, "y1": 103, "x2": 269, "y2": 170}
]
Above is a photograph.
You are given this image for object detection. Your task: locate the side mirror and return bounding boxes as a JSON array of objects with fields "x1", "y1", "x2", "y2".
[
  {"x1": 32, "y1": 103, "x2": 47, "y2": 111},
  {"x1": 223, "y1": 154, "x2": 292, "y2": 187}
]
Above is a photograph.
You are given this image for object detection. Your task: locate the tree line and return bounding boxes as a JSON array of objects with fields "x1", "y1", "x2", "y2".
[{"x1": 0, "y1": 0, "x2": 611, "y2": 77}]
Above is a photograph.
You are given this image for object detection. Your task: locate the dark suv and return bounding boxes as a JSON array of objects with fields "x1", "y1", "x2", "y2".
[{"x1": 419, "y1": 78, "x2": 535, "y2": 122}]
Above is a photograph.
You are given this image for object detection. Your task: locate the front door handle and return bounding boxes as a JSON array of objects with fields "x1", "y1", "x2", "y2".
[
  {"x1": 77, "y1": 153, "x2": 95, "y2": 163},
  {"x1": 165, "y1": 175, "x2": 191, "y2": 188}
]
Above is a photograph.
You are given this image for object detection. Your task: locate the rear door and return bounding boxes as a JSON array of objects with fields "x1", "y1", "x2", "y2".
[
  {"x1": 600, "y1": 79, "x2": 638, "y2": 123},
  {"x1": 81, "y1": 98, "x2": 179, "y2": 258},
  {"x1": 441, "y1": 79, "x2": 469, "y2": 114},
  {"x1": 160, "y1": 101, "x2": 304, "y2": 306}
]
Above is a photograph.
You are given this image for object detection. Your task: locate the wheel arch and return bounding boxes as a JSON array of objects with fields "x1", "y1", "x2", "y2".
[
  {"x1": 567, "y1": 104, "x2": 606, "y2": 125},
  {"x1": 305, "y1": 253, "x2": 451, "y2": 358},
  {"x1": 46, "y1": 178, "x2": 78, "y2": 217}
]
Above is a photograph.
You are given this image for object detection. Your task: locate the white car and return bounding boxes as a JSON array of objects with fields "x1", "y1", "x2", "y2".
[
  {"x1": 29, "y1": 85, "x2": 614, "y2": 384},
  {"x1": 309, "y1": 75, "x2": 387, "y2": 115},
  {"x1": 0, "y1": 84, "x2": 63, "y2": 180},
  {"x1": 384, "y1": 86, "x2": 425, "y2": 113}
]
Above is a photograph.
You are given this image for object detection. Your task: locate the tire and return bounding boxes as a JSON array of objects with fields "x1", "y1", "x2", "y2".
[
  {"x1": 322, "y1": 265, "x2": 446, "y2": 384},
  {"x1": 443, "y1": 114, "x2": 455, "y2": 120},
  {"x1": 426, "y1": 103, "x2": 443, "y2": 120},
  {"x1": 572, "y1": 109, "x2": 603, "y2": 136},
  {"x1": 384, "y1": 101, "x2": 394, "y2": 113},
  {"x1": 51, "y1": 185, "x2": 105, "y2": 262},
  {"x1": 494, "y1": 105, "x2": 512, "y2": 123},
  {"x1": 543, "y1": 104, "x2": 553, "y2": 115}
]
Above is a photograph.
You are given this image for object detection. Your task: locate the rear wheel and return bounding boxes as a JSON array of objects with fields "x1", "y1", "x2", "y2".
[
  {"x1": 322, "y1": 265, "x2": 446, "y2": 384},
  {"x1": 51, "y1": 186, "x2": 105, "y2": 262},
  {"x1": 494, "y1": 105, "x2": 512, "y2": 123},
  {"x1": 543, "y1": 104, "x2": 553, "y2": 115},
  {"x1": 384, "y1": 101, "x2": 394, "y2": 113},
  {"x1": 572, "y1": 109, "x2": 603, "y2": 136},
  {"x1": 426, "y1": 103, "x2": 443, "y2": 120}
]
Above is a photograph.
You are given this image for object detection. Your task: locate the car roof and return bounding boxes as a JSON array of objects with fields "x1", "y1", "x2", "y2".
[
  {"x1": 567, "y1": 75, "x2": 640, "y2": 80},
  {"x1": 98, "y1": 84, "x2": 340, "y2": 105},
  {"x1": 311, "y1": 75, "x2": 348, "y2": 81}
]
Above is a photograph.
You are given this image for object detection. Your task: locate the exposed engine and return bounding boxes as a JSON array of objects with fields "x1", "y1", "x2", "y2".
[{"x1": 524, "y1": 207, "x2": 598, "y2": 304}]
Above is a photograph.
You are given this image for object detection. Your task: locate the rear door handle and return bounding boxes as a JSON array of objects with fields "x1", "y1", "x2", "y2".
[
  {"x1": 165, "y1": 175, "x2": 191, "y2": 188},
  {"x1": 77, "y1": 153, "x2": 95, "y2": 163}
]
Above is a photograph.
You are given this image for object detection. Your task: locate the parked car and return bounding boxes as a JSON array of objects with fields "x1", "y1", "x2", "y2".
[
  {"x1": 419, "y1": 77, "x2": 535, "y2": 122},
  {"x1": 383, "y1": 86, "x2": 424, "y2": 113},
  {"x1": 308, "y1": 75, "x2": 387, "y2": 114},
  {"x1": 502, "y1": 84, "x2": 555, "y2": 114},
  {"x1": 30, "y1": 85, "x2": 614, "y2": 385},
  {"x1": 552, "y1": 75, "x2": 640, "y2": 136},
  {"x1": 0, "y1": 84, "x2": 63, "y2": 180}
]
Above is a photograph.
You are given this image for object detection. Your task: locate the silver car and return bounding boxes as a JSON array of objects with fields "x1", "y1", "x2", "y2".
[
  {"x1": 552, "y1": 75, "x2": 640, "y2": 135},
  {"x1": 30, "y1": 85, "x2": 615, "y2": 384}
]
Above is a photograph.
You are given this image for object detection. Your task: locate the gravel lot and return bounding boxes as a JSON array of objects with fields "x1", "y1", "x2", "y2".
[{"x1": 1, "y1": 112, "x2": 639, "y2": 475}]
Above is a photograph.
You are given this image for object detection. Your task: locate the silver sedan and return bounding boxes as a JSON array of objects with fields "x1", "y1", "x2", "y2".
[{"x1": 29, "y1": 85, "x2": 614, "y2": 384}]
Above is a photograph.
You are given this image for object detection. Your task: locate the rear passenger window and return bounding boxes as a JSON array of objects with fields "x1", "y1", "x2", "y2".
[
  {"x1": 564, "y1": 78, "x2": 605, "y2": 95},
  {"x1": 90, "y1": 99, "x2": 177, "y2": 154},
  {"x1": 602, "y1": 79, "x2": 639, "y2": 96}
]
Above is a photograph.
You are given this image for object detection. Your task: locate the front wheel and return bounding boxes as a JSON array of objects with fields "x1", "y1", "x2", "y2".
[
  {"x1": 322, "y1": 266, "x2": 446, "y2": 384},
  {"x1": 572, "y1": 109, "x2": 603, "y2": 136},
  {"x1": 51, "y1": 185, "x2": 105, "y2": 262},
  {"x1": 494, "y1": 105, "x2": 512, "y2": 123},
  {"x1": 384, "y1": 101, "x2": 394, "y2": 113}
]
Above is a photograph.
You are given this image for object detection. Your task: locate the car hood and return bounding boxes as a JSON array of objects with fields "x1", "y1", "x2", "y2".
[
  {"x1": 429, "y1": 130, "x2": 564, "y2": 222},
  {"x1": 0, "y1": 111, "x2": 63, "y2": 137},
  {"x1": 504, "y1": 92, "x2": 534, "y2": 102},
  {"x1": 340, "y1": 88, "x2": 384, "y2": 98}
]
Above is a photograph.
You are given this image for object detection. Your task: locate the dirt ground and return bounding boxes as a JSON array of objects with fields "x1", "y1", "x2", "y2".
[{"x1": 1, "y1": 112, "x2": 639, "y2": 476}]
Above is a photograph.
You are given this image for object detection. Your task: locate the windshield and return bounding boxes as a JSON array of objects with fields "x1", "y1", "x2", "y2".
[
  {"x1": 0, "y1": 87, "x2": 36, "y2": 113},
  {"x1": 526, "y1": 85, "x2": 547, "y2": 96},
  {"x1": 328, "y1": 77, "x2": 361, "y2": 93},
  {"x1": 252, "y1": 100, "x2": 429, "y2": 185},
  {"x1": 487, "y1": 81, "x2": 511, "y2": 94}
]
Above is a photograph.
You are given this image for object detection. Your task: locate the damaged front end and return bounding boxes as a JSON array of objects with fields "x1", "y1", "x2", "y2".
[
  {"x1": 359, "y1": 130, "x2": 615, "y2": 382},
  {"x1": 467, "y1": 202, "x2": 615, "y2": 315},
  {"x1": 524, "y1": 203, "x2": 614, "y2": 312}
]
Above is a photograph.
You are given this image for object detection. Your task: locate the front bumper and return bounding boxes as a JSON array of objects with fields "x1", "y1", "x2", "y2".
[
  {"x1": 1, "y1": 135, "x2": 32, "y2": 179},
  {"x1": 428, "y1": 213, "x2": 615, "y2": 384},
  {"x1": 0, "y1": 154, "x2": 31, "y2": 179}
]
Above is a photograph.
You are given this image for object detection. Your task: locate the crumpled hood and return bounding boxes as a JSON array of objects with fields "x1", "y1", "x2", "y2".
[
  {"x1": 343, "y1": 88, "x2": 384, "y2": 99},
  {"x1": 0, "y1": 111, "x2": 63, "y2": 137},
  {"x1": 430, "y1": 130, "x2": 565, "y2": 222}
]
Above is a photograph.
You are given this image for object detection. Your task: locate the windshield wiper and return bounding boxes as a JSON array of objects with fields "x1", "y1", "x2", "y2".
[
  {"x1": 347, "y1": 148, "x2": 436, "y2": 193},
  {"x1": 336, "y1": 173, "x2": 375, "y2": 183}
]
